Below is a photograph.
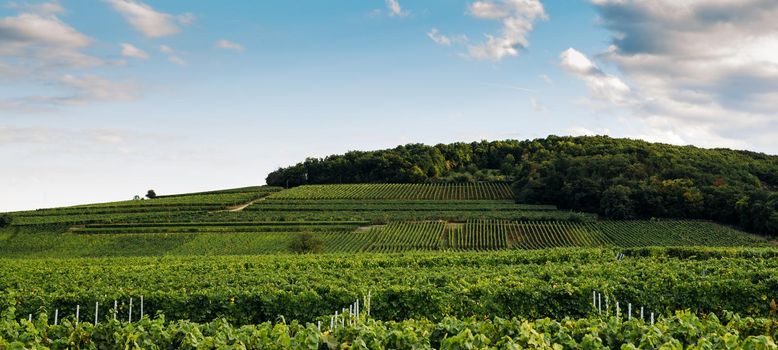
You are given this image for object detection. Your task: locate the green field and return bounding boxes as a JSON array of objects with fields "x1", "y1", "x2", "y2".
[
  {"x1": 267, "y1": 183, "x2": 515, "y2": 200},
  {"x1": 0, "y1": 183, "x2": 772, "y2": 258},
  {"x1": 4, "y1": 307, "x2": 777, "y2": 348},
  {"x1": 2, "y1": 248, "x2": 778, "y2": 324},
  {"x1": 1, "y1": 183, "x2": 777, "y2": 348}
]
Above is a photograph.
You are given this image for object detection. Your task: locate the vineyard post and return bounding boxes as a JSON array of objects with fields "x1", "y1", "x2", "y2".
[
  {"x1": 318, "y1": 321, "x2": 321, "y2": 332},
  {"x1": 334, "y1": 311, "x2": 338, "y2": 329},
  {"x1": 651, "y1": 312, "x2": 654, "y2": 325},
  {"x1": 113, "y1": 300, "x2": 117, "y2": 321},
  {"x1": 616, "y1": 302, "x2": 620, "y2": 321},
  {"x1": 94, "y1": 302, "x2": 99, "y2": 324},
  {"x1": 598, "y1": 293, "x2": 601, "y2": 314},
  {"x1": 28, "y1": 314, "x2": 32, "y2": 322},
  {"x1": 628, "y1": 303, "x2": 631, "y2": 321},
  {"x1": 330, "y1": 316, "x2": 334, "y2": 331},
  {"x1": 606, "y1": 295, "x2": 609, "y2": 314},
  {"x1": 76, "y1": 305, "x2": 80, "y2": 326},
  {"x1": 640, "y1": 307, "x2": 644, "y2": 321},
  {"x1": 592, "y1": 291, "x2": 596, "y2": 311},
  {"x1": 129, "y1": 298, "x2": 133, "y2": 323},
  {"x1": 54, "y1": 309, "x2": 58, "y2": 325}
]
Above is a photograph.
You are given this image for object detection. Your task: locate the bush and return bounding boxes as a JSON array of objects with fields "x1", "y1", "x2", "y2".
[
  {"x1": 288, "y1": 232, "x2": 323, "y2": 253},
  {"x1": 0, "y1": 215, "x2": 11, "y2": 228}
]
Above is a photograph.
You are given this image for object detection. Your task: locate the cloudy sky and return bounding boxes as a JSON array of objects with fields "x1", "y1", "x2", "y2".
[{"x1": 2, "y1": 0, "x2": 777, "y2": 211}]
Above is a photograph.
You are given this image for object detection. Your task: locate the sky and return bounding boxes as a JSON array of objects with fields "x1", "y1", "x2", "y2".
[{"x1": 2, "y1": 0, "x2": 778, "y2": 211}]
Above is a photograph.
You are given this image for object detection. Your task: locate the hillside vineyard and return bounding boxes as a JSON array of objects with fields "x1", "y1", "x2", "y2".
[{"x1": 1, "y1": 181, "x2": 777, "y2": 348}]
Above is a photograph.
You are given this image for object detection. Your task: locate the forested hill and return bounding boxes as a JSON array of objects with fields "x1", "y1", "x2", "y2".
[{"x1": 266, "y1": 136, "x2": 778, "y2": 236}]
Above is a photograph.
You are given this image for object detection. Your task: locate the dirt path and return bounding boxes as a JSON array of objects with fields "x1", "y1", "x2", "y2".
[{"x1": 227, "y1": 197, "x2": 265, "y2": 212}]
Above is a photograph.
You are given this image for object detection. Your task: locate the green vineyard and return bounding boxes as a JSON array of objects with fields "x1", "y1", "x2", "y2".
[
  {"x1": 448, "y1": 220, "x2": 508, "y2": 250},
  {"x1": 267, "y1": 183, "x2": 515, "y2": 200},
  {"x1": 4, "y1": 310, "x2": 778, "y2": 349},
  {"x1": 1, "y1": 182, "x2": 777, "y2": 348},
  {"x1": 2, "y1": 248, "x2": 778, "y2": 325},
  {"x1": 0, "y1": 219, "x2": 770, "y2": 258},
  {"x1": 368, "y1": 221, "x2": 445, "y2": 252}
]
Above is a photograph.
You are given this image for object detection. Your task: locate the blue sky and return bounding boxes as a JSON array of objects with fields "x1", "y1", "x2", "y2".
[{"x1": 2, "y1": 0, "x2": 778, "y2": 211}]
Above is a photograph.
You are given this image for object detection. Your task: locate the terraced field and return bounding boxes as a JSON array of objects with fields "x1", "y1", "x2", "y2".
[
  {"x1": 1, "y1": 182, "x2": 777, "y2": 348},
  {"x1": 367, "y1": 221, "x2": 445, "y2": 252},
  {"x1": 267, "y1": 183, "x2": 515, "y2": 200},
  {"x1": 0, "y1": 183, "x2": 772, "y2": 259},
  {"x1": 8, "y1": 186, "x2": 282, "y2": 225}
]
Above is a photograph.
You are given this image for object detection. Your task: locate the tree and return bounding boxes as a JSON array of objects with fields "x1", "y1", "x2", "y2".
[
  {"x1": 0, "y1": 215, "x2": 11, "y2": 228},
  {"x1": 600, "y1": 185, "x2": 636, "y2": 219},
  {"x1": 146, "y1": 190, "x2": 157, "y2": 199},
  {"x1": 288, "y1": 232, "x2": 323, "y2": 253},
  {"x1": 264, "y1": 135, "x2": 778, "y2": 236}
]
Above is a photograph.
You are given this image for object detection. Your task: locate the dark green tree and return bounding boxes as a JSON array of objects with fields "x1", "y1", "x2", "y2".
[
  {"x1": 600, "y1": 185, "x2": 636, "y2": 219},
  {"x1": 288, "y1": 232, "x2": 323, "y2": 253},
  {"x1": 0, "y1": 215, "x2": 11, "y2": 228}
]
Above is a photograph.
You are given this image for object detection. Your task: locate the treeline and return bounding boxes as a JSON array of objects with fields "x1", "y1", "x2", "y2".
[{"x1": 266, "y1": 136, "x2": 778, "y2": 235}]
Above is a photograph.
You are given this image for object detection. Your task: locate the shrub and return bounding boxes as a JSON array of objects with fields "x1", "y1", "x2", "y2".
[
  {"x1": 0, "y1": 215, "x2": 11, "y2": 228},
  {"x1": 288, "y1": 232, "x2": 323, "y2": 253}
]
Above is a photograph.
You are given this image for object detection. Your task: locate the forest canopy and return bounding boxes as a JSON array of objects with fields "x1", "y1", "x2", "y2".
[{"x1": 266, "y1": 136, "x2": 778, "y2": 236}]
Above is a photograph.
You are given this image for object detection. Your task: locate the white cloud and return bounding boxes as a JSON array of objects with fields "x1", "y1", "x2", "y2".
[
  {"x1": 7, "y1": 1, "x2": 65, "y2": 15},
  {"x1": 107, "y1": 0, "x2": 193, "y2": 38},
  {"x1": 120, "y1": 43, "x2": 149, "y2": 59},
  {"x1": 427, "y1": 28, "x2": 451, "y2": 46},
  {"x1": 59, "y1": 74, "x2": 138, "y2": 103},
  {"x1": 168, "y1": 55, "x2": 187, "y2": 66},
  {"x1": 158, "y1": 45, "x2": 186, "y2": 65},
  {"x1": 539, "y1": 74, "x2": 553, "y2": 84},
  {"x1": 560, "y1": 48, "x2": 632, "y2": 106},
  {"x1": 569, "y1": 126, "x2": 611, "y2": 137},
  {"x1": 0, "y1": 13, "x2": 90, "y2": 50},
  {"x1": 385, "y1": 0, "x2": 408, "y2": 17},
  {"x1": 0, "y1": 5, "x2": 141, "y2": 111},
  {"x1": 530, "y1": 97, "x2": 546, "y2": 112},
  {"x1": 0, "y1": 74, "x2": 139, "y2": 110},
  {"x1": 571, "y1": 0, "x2": 778, "y2": 151},
  {"x1": 427, "y1": 28, "x2": 468, "y2": 47},
  {"x1": 215, "y1": 39, "x2": 245, "y2": 52},
  {"x1": 467, "y1": 0, "x2": 547, "y2": 61}
]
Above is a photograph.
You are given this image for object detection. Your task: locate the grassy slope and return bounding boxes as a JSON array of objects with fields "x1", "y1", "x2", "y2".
[{"x1": 0, "y1": 183, "x2": 773, "y2": 258}]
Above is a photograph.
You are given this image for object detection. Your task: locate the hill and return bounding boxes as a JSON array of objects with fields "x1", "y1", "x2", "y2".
[
  {"x1": 266, "y1": 136, "x2": 778, "y2": 236},
  {"x1": 0, "y1": 182, "x2": 771, "y2": 258},
  {"x1": 1, "y1": 165, "x2": 777, "y2": 347}
]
